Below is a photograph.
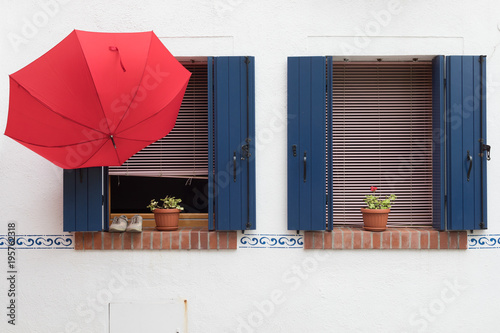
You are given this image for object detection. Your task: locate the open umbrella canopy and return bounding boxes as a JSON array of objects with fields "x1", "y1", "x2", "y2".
[{"x1": 5, "y1": 30, "x2": 191, "y2": 169}]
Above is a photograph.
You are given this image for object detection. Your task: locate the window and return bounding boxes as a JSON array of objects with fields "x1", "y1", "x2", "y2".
[
  {"x1": 63, "y1": 57, "x2": 255, "y2": 232},
  {"x1": 287, "y1": 56, "x2": 487, "y2": 231},
  {"x1": 108, "y1": 60, "x2": 209, "y2": 216},
  {"x1": 331, "y1": 61, "x2": 433, "y2": 227}
]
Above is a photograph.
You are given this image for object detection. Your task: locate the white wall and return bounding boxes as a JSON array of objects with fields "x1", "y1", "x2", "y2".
[{"x1": 1, "y1": 0, "x2": 500, "y2": 332}]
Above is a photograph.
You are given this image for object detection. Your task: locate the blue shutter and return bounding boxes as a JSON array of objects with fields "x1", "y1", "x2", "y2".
[
  {"x1": 209, "y1": 57, "x2": 255, "y2": 231},
  {"x1": 208, "y1": 57, "x2": 214, "y2": 230},
  {"x1": 63, "y1": 167, "x2": 107, "y2": 232},
  {"x1": 287, "y1": 57, "x2": 327, "y2": 230},
  {"x1": 446, "y1": 56, "x2": 487, "y2": 230},
  {"x1": 432, "y1": 56, "x2": 445, "y2": 230}
]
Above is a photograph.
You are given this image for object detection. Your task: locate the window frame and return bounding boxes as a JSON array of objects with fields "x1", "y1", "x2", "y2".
[
  {"x1": 287, "y1": 55, "x2": 488, "y2": 232},
  {"x1": 63, "y1": 56, "x2": 256, "y2": 232}
]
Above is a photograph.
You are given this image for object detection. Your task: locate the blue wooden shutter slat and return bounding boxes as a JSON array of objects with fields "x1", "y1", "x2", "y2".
[
  {"x1": 473, "y1": 56, "x2": 487, "y2": 229},
  {"x1": 298, "y1": 58, "x2": 313, "y2": 229},
  {"x1": 215, "y1": 57, "x2": 231, "y2": 230},
  {"x1": 103, "y1": 167, "x2": 109, "y2": 231},
  {"x1": 247, "y1": 57, "x2": 256, "y2": 231},
  {"x1": 462, "y1": 57, "x2": 475, "y2": 225},
  {"x1": 63, "y1": 167, "x2": 105, "y2": 232},
  {"x1": 446, "y1": 56, "x2": 487, "y2": 230},
  {"x1": 287, "y1": 58, "x2": 301, "y2": 231},
  {"x1": 87, "y1": 167, "x2": 104, "y2": 231},
  {"x1": 327, "y1": 56, "x2": 333, "y2": 230},
  {"x1": 212, "y1": 56, "x2": 255, "y2": 231},
  {"x1": 208, "y1": 57, "x2": 215, "y2": 230},
  {"x1": 309, "y1": 58, "x2": 327, "y2": 228},
  {"x1": 229, "y1": 57, "x2": 243, "y2": 229},
  {"x1": 287, "y1": 57, "x2": 327, "y2": 230},
  {"x1": 480, "y1": 56, "x2": 488, "y2": 229},
  {"x1": 447, "y1": 57, "x2": 464, "y2": 229},
  {"x1": 63, "y1": 169, "x2": 77, "y2": 231},
  {"x1": 75, "y1": 169, "x2": 89, "y2": 228},
  {"x1": 432, "y1": 56, "x2": 445, "y2": 230}
]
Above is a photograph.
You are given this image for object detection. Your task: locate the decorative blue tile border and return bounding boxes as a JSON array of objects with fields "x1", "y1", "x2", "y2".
[
  {"x1": 239, "y1": 233, "x2": 303, "y2": 249},
  {"x1": 468, "y1": 234, "x2": 500, "y2": 249},
  {"x1": 0, "y1": 234, "x2": 74, "y2": 249}
]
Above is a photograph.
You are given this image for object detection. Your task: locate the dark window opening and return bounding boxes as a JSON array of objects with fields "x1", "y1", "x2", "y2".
[{"x1": 109, "y1": 175, "x2": 208, "y2": 214}]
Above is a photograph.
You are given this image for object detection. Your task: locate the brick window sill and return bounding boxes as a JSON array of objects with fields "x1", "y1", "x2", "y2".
[
  {"x1": 74, "y1": 227, "x2": 237, "y2": 250},
  {"x1": 304, "y1": 228, "x2": 467, "y2": 250}
]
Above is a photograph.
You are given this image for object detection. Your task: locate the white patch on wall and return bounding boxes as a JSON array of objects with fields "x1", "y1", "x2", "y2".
[
  {"x1": 468, "y1": 234, "x2": 500, "y2": 249},
  {"x1": 109, "y1": 300, "x2": 188, "y2": 333},
  {"x1": 159, "y1": 36, "x2": 234, "y2": 56},
  {"x1": 0, "y1": 234, "x2": 73, "y2": 249},
  {"x1": 306, "y1": 36, "x2": 463, "y2": 56},
  {"x1": 239, "y1": 234, "x2": 303, "y2": 249}
]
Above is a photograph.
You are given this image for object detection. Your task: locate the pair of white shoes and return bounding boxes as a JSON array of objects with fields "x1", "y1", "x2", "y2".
[{"x1": 109, "y1": 215, "x2": 143, "y2": 233}]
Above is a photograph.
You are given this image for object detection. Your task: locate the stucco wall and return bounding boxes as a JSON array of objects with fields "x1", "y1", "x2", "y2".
[{"x1": 1, "y1": 0, "x2": 500, "y2": 332}]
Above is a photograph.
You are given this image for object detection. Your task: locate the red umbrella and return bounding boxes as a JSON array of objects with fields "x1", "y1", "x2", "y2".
[{"x1": 5, "y1": 30, "x2": 191, "y2": 169}]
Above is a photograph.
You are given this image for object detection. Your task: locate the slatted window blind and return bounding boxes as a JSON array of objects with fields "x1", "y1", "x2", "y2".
[
  {"x1": 109, "y1": 62, "x2": 208, "y2": 178},
  {"x1": 331, "y1": 61, "x2": 433, "y2": 227}
]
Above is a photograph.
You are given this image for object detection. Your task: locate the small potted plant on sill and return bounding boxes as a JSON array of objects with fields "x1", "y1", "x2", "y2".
[
  {"x1": 147, "y1": 195, "x2": 184, "y2": 231},
  {"x1": 361, "y1": 186, "x2": 397, "y2": 232}
]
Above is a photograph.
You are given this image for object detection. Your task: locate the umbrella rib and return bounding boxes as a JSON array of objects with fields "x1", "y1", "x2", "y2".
[
  {"x1": 112, "y1": 32, "x2": 153, "y2": 134},
  {"x1": 74, "y1": 32, "x2": 112, "y2": 135},
  {"x1": 10, "y1": 78, "x2": 109, "y2": 137},
  {"x1": 113, "y1": 136, "x2": 160, "y2": 142},
  {"x1": 7, "y1": 136, "x2": 107, "y2": 148}
]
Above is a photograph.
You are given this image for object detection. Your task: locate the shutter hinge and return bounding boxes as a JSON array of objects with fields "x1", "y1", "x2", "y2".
[
  {"x1": 102, "y1": 195, "x2": 105, "y2": 205},
  {"x1": 245, "y1": 221, "x2": 251, "y2": 230},
  {"x1": 244, "y1": 56, "x2": 250, "y2": 64},
  {"x1": 480, "y1": 222, "x2": 485, "y2": 229},
  {"x1": 479, "y1": 56, "x2": 485, "y2": 64},
  {"x1": 479, "y1": 139, "x2": 491, "y2": 160},
  {"x1": 241, "y1": 138, "x2": 251, "y2": 159}
]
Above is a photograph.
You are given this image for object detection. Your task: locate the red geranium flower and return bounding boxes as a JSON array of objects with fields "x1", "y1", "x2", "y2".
[{"x1": 370, "y1": 186, "x2": 377, "y2": 192}]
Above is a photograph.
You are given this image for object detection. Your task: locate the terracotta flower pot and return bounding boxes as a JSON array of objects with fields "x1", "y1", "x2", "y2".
[
  {"x1": 153, "y1": 209, "x2": 180, "y2": 231},
  {"x1": 361, "y1": 208, "x2": 390, "y2": 232}
]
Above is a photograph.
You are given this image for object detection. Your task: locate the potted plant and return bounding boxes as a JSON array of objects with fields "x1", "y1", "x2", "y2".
[
  {"x1": 147, "y1": 196, "x2": 184, "y2": 231},
  {"x1": 361, "y1": 186, "x2": 397, "y2": 231}
]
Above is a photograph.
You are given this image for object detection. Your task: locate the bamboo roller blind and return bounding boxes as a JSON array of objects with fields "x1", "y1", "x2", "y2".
[{"x1": 109, "y1": 62, "x2": 208, "y2": 178}]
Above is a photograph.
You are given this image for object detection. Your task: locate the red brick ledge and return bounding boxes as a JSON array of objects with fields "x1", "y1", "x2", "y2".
[
  {"x1": 304, "y1": 228, "x2": 467, "y2": 250},
  {"x1": 74, "y1": 228, "x2": 237, "y2": 250}
]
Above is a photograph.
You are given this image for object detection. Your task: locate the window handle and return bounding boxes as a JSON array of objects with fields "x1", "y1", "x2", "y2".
[
  {"x1": 467, "y1": 150, "x2": 473, "y2": 182},
  {"x1": 233, "y1": 151, "x2": 237, "y2": 182},
  {"x1": 303, "y1": 151, "x2": 307, "y2": 183}
]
